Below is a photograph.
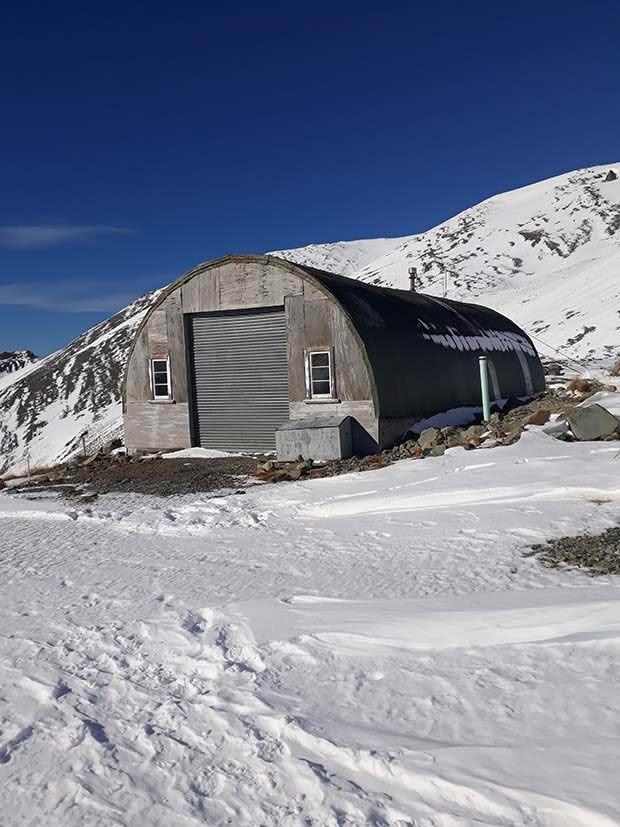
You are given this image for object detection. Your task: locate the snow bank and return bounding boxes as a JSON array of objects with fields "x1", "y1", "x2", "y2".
[
  {"x1": 2, "y1": 404, "x2": 620, "y2": 825},
  {"x1": 160, "y1": 447, "x2": 244, "y2": 459}
]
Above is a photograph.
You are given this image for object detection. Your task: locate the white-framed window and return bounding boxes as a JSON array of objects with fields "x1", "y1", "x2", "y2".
[
  {"x1": 306, "y1": 349, "x2": 334, "y2": 398},
  {"x1": 151, "y1": 358, "x2": 171, "y2": 399}
]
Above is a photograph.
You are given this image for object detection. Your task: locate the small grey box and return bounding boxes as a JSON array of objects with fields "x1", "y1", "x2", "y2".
[{"x1": 276, "y1": 416, "x2": 353, "y2": 462}]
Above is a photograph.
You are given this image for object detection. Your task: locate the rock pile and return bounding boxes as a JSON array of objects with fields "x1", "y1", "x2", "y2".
[
  {"x1": 528, "y1": 526, "x2": 620, "y2": 576},
  {"x1": 255, "y1": 388, "x2": 620, "y2": 484}
]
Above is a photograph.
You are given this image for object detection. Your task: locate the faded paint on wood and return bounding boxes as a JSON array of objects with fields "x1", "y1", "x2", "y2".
[
  {"x1": 148, "y1": 309, "x2": 168, "y2": 359},
  {"x1": 303, "y1": 280, "x2": 324, "y2": 301},
  {"x1": 218, "y1": 261, "x2": 302, "y2": 311},
  {"x1": 303, "y1": 299, "x2": 331, "y2": 349},
  {"x1": 125, "y1": 327, "x2": 152, "y2": 403},
  {"x1": 285, "y1": 294, "x2": 305, "y2": 403},
  {"x1": 329, "y1": 302, "x2": 374, "y2": 401},
  {"x1": 124, "y1": 402, "x2": 191, "y2": 453},
  {"x1": 181, "y1": 271, "x2": 219, "y2": 314},
  {"x1": 165, "y1": 293, "x2": 188, "y2": 403}
]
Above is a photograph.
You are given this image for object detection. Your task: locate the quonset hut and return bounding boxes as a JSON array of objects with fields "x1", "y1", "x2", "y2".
[{"x1": 122, "y1": 254, "x2": 544, "y2": 458}]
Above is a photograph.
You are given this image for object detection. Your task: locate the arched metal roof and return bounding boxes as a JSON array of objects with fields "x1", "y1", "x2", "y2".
[{"x1": 123, "y1": 254, "x2": 544, "y2": 417}]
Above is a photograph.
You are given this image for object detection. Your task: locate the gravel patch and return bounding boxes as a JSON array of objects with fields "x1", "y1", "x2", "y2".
[
  {"x1": 527, "y1": 526, "x2": 620, "y2": 576},
  {"x1": 5, "y1": 456, "x2": 265, "y2": 499},
  {"x1": 67, "y1": 456, "x2": 263, "y2": 496}
]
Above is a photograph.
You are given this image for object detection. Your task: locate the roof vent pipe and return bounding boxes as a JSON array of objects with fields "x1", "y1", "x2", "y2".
[{"x1": 408, "y1": 266, "x2": 417, "y2": 292}]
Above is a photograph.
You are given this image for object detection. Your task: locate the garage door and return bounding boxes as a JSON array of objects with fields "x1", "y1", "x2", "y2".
[{"x1": 188, "y1": 307, "x2": 289, "y2": 452}]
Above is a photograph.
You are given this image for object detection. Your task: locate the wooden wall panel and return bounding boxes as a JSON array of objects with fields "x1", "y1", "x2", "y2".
[
  {"x1": 124, "y1": 402, "x2": 191, "y2": 453},
  {"x1": 148, "y1": 309, "x2": 168, "y2": 358},
  {"x1": 218, "y1": 262, "x2": 302, "y2": 310},
  {"x1": 303, "y1": 280, "x2": 324, "y2": 301},
  {"x1": 125, "y1": 328, "x2": 151, "y2": 402},
  {"x1": 303, "y1": 299, "x2": 331, "y2": 349},
  {"x1": 181, "y1": 271, "x2": 220, "y2": 314},
  {"x1": 285, "y1": 294, "x2": 305, "y2": 402},
  {"x1": 329, "y1": 303, "x2": 373, "y2": 400},
  {"x1": 165, "y1": 293, "x2": 188, "y2": 403}
]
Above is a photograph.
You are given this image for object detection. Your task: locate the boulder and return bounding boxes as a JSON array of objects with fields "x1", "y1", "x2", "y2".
[
  {"x1": 524, "y1": 409, "x2": 551, "y2": 426},
  {"x1": 565, "y1": 404, "x2": 620, "y2": 441},
  {"x1": 430, "y1": 445, "x2": 445, "y2": 457},
  {"x1": 440, "y1": 426, "x2": 460, "y2": 440},
  {"x1": 418, "y1": 428, "x2": 442, "y2": 451},
  {"x1": 437, "y1": 427, "x2": 461, "y2": 449},
  {"x1": 269, "y1": 470, "x2": 292, "y2": 484},
  {"x1": 544, "y1": 362, "x2": 564, "y2": 376},
  {"x1": 502, "y1": 427, "x2": 523, "y2": 446},
  {"x1": 462, "y1": 424, "x2": 486, "y2": 442},
  {"x1": 0, "y1": 478, "x2": 5, "y2": 490}
]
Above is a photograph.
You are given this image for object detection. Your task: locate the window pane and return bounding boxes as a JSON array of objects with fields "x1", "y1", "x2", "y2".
[
  {"x1": 152, "y1": 360, "x2": 167, "y2": 372},
  {"x1": 153, "y1": 371, "x2": 168, "y2": 382},
  {"x1": 312, "y1": 380, "x2": 331, "y2": 395},
  {"x1": 154, "y1": 384, "x2": 169, "y2": 396},
  {"x1": 311, "y1": 366, "x2": 330, "y2": 381},
  {"x1": 311, "y1": 352, "x2": 329, "y2": 367}
]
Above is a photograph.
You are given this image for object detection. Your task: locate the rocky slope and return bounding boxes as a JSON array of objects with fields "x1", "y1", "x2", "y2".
[
  {"x1": 0, "y1": 290, "x2": 161, "y2": 474},
  {"x1": 1, "y1": 163, "x2": 619, "y2": 474},
  {"x1": 276, "y1": 164, "x2": 620, "y2": 363},
  {"x1": 0, "y1": 350, "x2": 38, "y2": 378}
]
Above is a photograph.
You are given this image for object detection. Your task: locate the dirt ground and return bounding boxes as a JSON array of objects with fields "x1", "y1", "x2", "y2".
[{"x1": 7, "y1": 456, "x2": 262, "y2": 500}]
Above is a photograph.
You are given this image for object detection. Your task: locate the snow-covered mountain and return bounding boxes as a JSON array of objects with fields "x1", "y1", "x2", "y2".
[
  {"x1": 0, "y1": 350, "x2": 38, "y2": 378},
  {"x1": 268, "y1": 236, "x2": 409, "y2": 277},
  {"x1": 0, "y1": 290, "x2": 161, "y2": 474},
  {"x1": 2, "y1": 162, "x2": 619, "y2": 474},
  {"x1": 275, "y1": 163, "x2": 620, "y2": 363}
]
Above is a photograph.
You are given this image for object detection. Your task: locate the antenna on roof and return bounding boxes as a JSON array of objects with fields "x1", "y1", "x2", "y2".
[{"x1": 408, "y1": 266, "x2": 417, "y2": 292}]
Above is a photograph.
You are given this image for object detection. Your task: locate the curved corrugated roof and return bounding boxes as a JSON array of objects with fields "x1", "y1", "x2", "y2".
[
  {"x1": 287, "y1": 260, "x2": 544, "y2": 415},
  {"x1": 124, "y1": 254, "x2": 544, "y2": 418}
]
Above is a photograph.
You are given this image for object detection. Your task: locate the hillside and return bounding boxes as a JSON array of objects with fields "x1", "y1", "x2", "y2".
[
  {"x1": 0, "y1": 290, "x2": 161, "y2": 474},
  {"x1": 276, "y1": 163, "x2": 620, "y2": 363},
  {"x1": 1, "y1": 163, "x2": 619, "y2": 474},
  {"x1": 0, "y1": 350, "x2": 38, "y2": 381}
]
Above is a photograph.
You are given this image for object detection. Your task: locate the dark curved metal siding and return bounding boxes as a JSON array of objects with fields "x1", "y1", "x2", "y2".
[{"x1": 301, "y1": 266, "x2": 544, "y2": 417}]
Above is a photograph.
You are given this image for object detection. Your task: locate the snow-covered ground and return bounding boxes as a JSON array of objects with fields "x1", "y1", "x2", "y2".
[{"x1": 2, "y1": 427, "x2": 620, "y2": 825}]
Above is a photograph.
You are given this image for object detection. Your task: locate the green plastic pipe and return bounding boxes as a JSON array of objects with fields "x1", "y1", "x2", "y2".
[{"x1": 479, "y1": 355, "x2": 491, "y2": 422}]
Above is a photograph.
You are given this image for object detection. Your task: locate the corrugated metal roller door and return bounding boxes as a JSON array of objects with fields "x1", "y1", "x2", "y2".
[{"x1": 189, "y1": 308, "x2": 289, "y2": 452}]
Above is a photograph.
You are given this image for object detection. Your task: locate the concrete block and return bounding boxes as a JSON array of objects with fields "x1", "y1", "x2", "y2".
[
  {"x1": 565, "y1": 404, "x2": 620, "y2": 441},
  {"x1": 276, "y1": 416, "x2": 353, "y2": 462}
]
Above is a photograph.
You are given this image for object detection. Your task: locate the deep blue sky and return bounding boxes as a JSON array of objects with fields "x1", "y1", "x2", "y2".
[{"x1": 1, "y1": 0, "x2": 619, "y2": 355}]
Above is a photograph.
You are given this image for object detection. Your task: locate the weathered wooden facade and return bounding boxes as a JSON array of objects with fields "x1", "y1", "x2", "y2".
[{"x1": 122, "y1": 254, "x2": 544, "y2": 456}]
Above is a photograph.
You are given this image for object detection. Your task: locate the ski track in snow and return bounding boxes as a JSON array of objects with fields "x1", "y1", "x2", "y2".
[{"x1": 1, "y1": 431, "x2": 620, "y2": 825}]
